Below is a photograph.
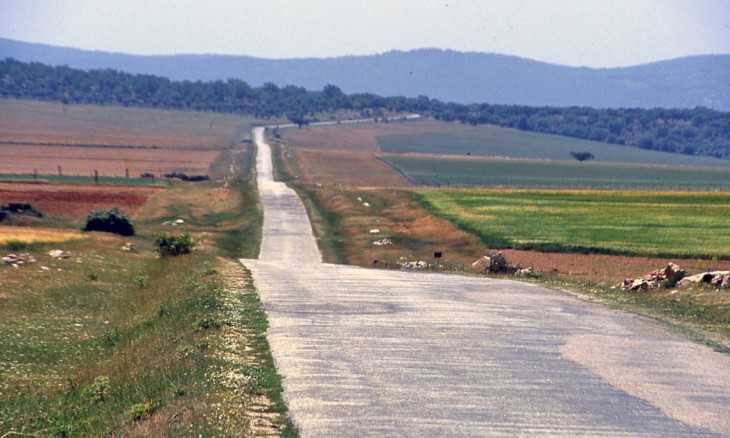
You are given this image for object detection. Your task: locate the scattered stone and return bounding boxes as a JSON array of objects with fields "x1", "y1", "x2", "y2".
[
  {"x1": 398, "y1": 257, "x2": 427, "y2": 270},
  {"x1": 619, "y1": 263, "x2": 685, "y2": 292},
  {"x1": 48, "y1": 249, "x2": 70, "y2": 259},
  {"x1": 3, "y1": 253, "x2": 37, "y2": 266},
  {"x1": 515, "y1": 267, "x2": 540, "y2": 278},
  {"x1": 369, "y1": 228, "x2": 381, "y2": 234},
  {"x1": 362, "y1": 202, "x2": 370, "y2": 208},
  {"x1": 174, "y1": 219, "x2": 185, "y2": 225},
  {"x1": 357, "y1": 197, "x2": 363, "y2": 202},
  {"x1": 372, "y1": 238, "x2": 392, "y2": 246},
  {"x1": 471, "y1": 251, "x2": 509, "y2": 273},
  {"x1": 121, "y1": 242, "x2": 137, "y2": 252},
  {"x1": 40, "y1": 265, "x2": 50, "y2": 271}
]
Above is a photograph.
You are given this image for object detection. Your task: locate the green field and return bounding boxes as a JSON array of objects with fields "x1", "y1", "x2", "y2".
[
  {"x1": 383, "y1": 155, "x2": 730, "y2": 190},
  {"x1": 377, "y1": 125, "x2": 730, "y2": 167},
  {"x1": 418, "y1": 189, "x2": 730, "y2": 258}
]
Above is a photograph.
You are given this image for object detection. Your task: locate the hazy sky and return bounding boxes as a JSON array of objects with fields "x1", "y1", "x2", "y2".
[{"x1": 1, "y1": 0, "x2": 728, "y2": 67}]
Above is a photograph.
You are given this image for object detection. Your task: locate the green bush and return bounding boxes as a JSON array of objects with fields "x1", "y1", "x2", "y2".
[
  {"x1": 83, "y1": 208, "x2": 135, "y2": 236},
  {"x1": 155, "y1": 233, "x2": 195, "y2": 256}
]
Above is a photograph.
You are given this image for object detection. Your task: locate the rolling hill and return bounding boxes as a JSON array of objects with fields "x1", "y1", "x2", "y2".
[{"x1": 1, "y1": 37, "x2": 729, "y2": 110}]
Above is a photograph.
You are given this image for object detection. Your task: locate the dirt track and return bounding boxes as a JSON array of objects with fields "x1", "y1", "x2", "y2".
[{"x1": 242, "y1": 126, "x2": 730, "y2": 437}]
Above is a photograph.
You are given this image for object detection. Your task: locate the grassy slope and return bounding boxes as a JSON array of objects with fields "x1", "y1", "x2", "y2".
[
  {"x1": 418, "y1": 189, "x2": 730, "y2": 258},
  {"x1": 377, "y1": 124, "x2": 730, "y2": 167},
  {"x1": 383, "y1": 155, "x2": 730, "y2": 190},
  {"x1": 0, "y1": 141, "x2": 295, "y2": 436}
]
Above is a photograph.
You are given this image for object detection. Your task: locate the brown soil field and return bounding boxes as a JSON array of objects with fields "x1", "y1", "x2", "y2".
[
  {"x1": 281, "y1": 119, "x2": 461, "y2": 152},
  {"x1": 293, "y1": 148, "x2": 408, "y2": 187},
  {"x1": 0, "y1": 98, "x2": 266, "y2": 150},
  {"x1": 0, "y1": 143, "x2": 220, "y2": 177},
  {"x1": 0, "y1": 182, "x2": 158, "y2": 220}
]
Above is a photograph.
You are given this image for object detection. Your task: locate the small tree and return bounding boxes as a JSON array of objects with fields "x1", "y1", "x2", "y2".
[
  {"x1": 570, "y1": 151, "x2": 595, "y2": 162},
  {"x1": 83, "y1": 208, "x2": 135, "y2": 236}
]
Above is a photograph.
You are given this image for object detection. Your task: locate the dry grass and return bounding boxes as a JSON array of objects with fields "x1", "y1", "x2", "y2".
[
  {"x1": 0, "y1": 225, "x2": 85, "y2": 245},
  {"x1": 293, "y1": 148, "x2": 408, "y2": 187}
]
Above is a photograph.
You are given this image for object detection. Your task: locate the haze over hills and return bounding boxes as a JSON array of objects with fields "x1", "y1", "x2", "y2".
[{"x1": 2, "y1": 37, "x2": 729, "y2": 111}]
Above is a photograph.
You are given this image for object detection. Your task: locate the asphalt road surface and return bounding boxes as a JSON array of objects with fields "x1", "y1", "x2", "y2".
[{"x1": 241, "y1": 127, "x2": 730, "y2": 437}]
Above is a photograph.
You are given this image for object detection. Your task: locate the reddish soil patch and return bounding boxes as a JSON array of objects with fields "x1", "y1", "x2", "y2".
[
  {"x1": 0, "y1": 144, "x2": 220, "y2": 177},
  {"x1": 0, "y1": 182, "x2": 158, "y2": 220},
  {"x1": 502, "y1": 249, "x2": 730, "y2": 284}
]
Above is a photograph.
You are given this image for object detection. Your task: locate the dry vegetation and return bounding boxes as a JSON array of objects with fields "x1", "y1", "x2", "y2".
[
  {"x1": 0, "y1": 225, "x2": 85, "y2": 245},
  {"x1": 0, "y1": 101, "x2": 296, "y2": 436}
]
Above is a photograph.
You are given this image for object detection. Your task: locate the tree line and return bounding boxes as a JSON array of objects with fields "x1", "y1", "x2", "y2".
[{"x1": 2, "y1": 58, "x2": 730, "y2": 159}]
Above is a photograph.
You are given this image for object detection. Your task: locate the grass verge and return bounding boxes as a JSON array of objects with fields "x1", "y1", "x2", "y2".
[{"x1": 1, "y1": 138, "x2": 295, "y2": 436}]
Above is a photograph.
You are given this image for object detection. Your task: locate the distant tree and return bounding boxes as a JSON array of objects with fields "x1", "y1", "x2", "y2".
[{"x1": 570, "y1": 151, "x2": 595, "y2": 162}]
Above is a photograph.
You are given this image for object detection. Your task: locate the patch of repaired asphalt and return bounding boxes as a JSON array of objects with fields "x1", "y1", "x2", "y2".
[
  {"x1": 561, "y1": 335, "x2": 730, "y2": 435},
  {"x1": 242, "y1": 126, "x2": 728, "y2": 437}
]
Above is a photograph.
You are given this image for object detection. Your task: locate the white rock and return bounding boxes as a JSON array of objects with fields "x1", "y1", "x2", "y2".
[
  {"x1": 362, "y1": 202, "x2": 370, "y2": 208},
  {"x1": 48, "y1": 249, "x2": 69, "y2": 259},
  {"x1": 175, "y1": 219, "x2": 185, "y2": 225},
  {"x1": 369, "y1": 229, "x2": 380, "y2": 234}
]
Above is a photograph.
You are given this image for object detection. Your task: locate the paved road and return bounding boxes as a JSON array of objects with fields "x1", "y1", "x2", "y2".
[{"x1": 242, "y1": 127, "x2": 730, "y2": 437}]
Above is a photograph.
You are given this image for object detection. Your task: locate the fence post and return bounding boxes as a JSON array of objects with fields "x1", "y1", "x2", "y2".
[
  {"x1": 125, "y1": 168, "x2": 129, "y2": 179},
  {"x1": 57, "y1": 165, "x2": 62, "y2": 177},
  {"x1": 33, "y1": 169, "x2": 37, "y2": 180},
  {"x1": 94, "y1": 170, "x2": 99, "y2": 184}
]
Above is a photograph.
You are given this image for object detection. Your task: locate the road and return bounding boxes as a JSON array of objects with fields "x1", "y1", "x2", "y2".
[{"x1": 241, "y1": 127, "x2": 730, "y2": 437}]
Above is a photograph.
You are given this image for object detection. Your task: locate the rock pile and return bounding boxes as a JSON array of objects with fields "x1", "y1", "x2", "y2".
[
  {"x1": 471, "y1": 251, "x2": 509, "y2": 273},
  {"x1": 677, "y1": 271, "x2": 730, "y2": 289},
  {"x1": 2, "y1": 252, "x2": 37, "y2": 267},
  {"x1": 619, "y1": 263, "x2": 685, "y2": 292},
  {"x1": 399, "y1": 257, "x2": 428, "y2": 270}
]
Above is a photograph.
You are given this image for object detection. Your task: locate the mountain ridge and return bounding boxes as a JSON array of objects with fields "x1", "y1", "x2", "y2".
[{"x1": 1, "y1": 37, "x2": 729, "y2": 110}]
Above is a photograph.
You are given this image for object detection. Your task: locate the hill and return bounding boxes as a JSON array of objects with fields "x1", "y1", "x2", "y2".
[{"x1": 1, "y1": 37, "x2": 729, "y2": 110}]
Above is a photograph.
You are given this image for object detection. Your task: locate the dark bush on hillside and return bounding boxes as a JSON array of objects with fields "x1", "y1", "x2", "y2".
[
  {"x1": 570, "y1": 151, "x2": 595, "y2": 162},
  {"x1": 83, "y1": 208, "x2": 135, "y2": 236},
  {"x1": 155, "y1": 232, "x2": 195, "y2": 256}
]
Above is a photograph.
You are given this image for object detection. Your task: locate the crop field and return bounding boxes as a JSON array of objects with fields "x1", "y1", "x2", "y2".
[
  {"x1": 0, "y1": 99, "x2": 259, "y2": 149},
  {"x1": 377, "y1": 123, "x2": 730, "y2": 167},
  {"x1": 418, "y1": 189, "x2": 730, "y2": 258},
  {"x1": 0, "y1": 144, "x2": 221, "y2": 177},
  {"x1": 0, "y1": 99, "x2": 270, "y2": 178},
  {"x1": 383, "y1": 155, "x2": 730, "y2": 190}
]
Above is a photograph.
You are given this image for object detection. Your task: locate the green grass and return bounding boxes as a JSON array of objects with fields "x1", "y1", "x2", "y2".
[
  {"x1": 384, "y1": 155, "x2": 730, "y2": 190},
  {"x1": 377, "y1": 124, "x2": 730, "y2": 167},
  {"x1": 418, "y1": 189, "x2": 730, "y2": 258},
  {"x1": 0, "y1": 173, "x2": 169, "y2": 186}
]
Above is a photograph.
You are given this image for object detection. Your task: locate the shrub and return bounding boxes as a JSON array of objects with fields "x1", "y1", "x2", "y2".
[
  {"x1": 130, "y1": 400, "x2": 157, "y2": 421},
  {"x1": 569, "y1": 151, "x2": 595, "y2": 162},
  {"x1": 81, "y1": 376, "x2": 111, "y2": 403},
  {"x1": 83, "y1": 208, "x2": 135, "y2": 236},
  {"x1": 155, "y1": 232, "x2": 195, "y2": 256}
]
